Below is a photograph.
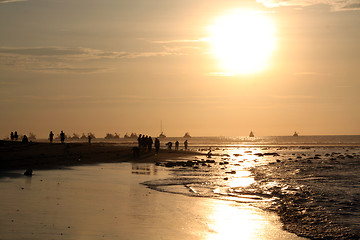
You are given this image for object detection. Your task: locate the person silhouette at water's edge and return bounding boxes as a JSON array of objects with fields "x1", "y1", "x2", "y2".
[
  {"x1": 49, "y1": 131, "x2": 54, "y2": 143},
  {"x1": 60, "y1": 131, "x2": 65, "y2": 144}
]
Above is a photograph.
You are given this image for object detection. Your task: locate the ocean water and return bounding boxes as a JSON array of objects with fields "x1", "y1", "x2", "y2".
[{"x1": 142, "y1": 135, "x2": 360, "y2": 239}]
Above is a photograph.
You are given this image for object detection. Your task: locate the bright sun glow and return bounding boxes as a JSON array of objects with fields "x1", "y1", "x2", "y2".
[{"x1": 209, "y1": 9, "x2": 276, "y2": 75}]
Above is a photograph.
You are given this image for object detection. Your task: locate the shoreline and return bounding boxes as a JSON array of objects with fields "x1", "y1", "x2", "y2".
[
  {"x1": 2, "y1": 140, "x2": 358, "y2": 239},
  {"x1": 0, "y1": 162, "x2": 305, "y2": 240},
  {"x1": 0, "y1": 140, "x2": 201, "y2": 171}
]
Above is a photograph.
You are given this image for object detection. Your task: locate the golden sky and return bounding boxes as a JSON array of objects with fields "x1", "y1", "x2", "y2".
[{"x1": 0, "y1": 0, "x2": 359, "y2": 138}]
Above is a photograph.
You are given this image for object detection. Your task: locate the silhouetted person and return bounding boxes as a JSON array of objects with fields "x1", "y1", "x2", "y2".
[
  {"x1": 155, "y1": 138, "x2": 160, "y2": 154},
  {"x1": 148, "y1": 136, "x2": 153, "y2": 152},
  {"x1": 184, "y1": 140, "x2": 188, "y2": 150},
  {"x1": 22, "y1": 135, "x2": 29, "y2": 143},
  {"x1": 141, "y1": 135, "x2": 146, "y2": 150},
  {"x1": 166, "y1": 141, "x2": 172, "y2": 150},
  {"x1": 175, "y1": 141, "x2": 179, "y2": 151},
  {"x1": 207, "y1": 149, "x2": 212, "y2": 158},
  {"x1": 60, "y1": 131, "x2": 65, "y2": 143},
  {"x1": 14, "y1": 131, "x2": 18, "y2": 141},
  {"x1": 10, "y1": 132, "x2": 14, "y2": 141},
  {"x1": 88, "y1": 135, "x2": 92, "y2": 144},
  {"x1": 138, "y1": 134, "x2": 142, "y2": 150},
  {"x1": 49, "y1": 131, "x2": 54, "y2": 143}
]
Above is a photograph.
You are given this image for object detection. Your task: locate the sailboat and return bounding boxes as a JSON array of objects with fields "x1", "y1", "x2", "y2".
[
  {"x1": 159, "y1": 121, "x2": 166, "y2": 138},
  {"x1": 183, "y1": 132, "x2": 191, "y2": 138},
  {"x1": 249, "y1": 131, "x2": 255, "y2": 138},
  {"x1": 293, "y1": 131, "x2": 299, "y2": 137}
]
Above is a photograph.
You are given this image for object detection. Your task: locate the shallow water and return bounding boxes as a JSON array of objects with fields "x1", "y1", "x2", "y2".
[
  {"x1": 146, "y1": 143, "x2": 360, "y2": 239},
  {"x1": 0, "y1": 163, "x2": 304, "y2": 240}
]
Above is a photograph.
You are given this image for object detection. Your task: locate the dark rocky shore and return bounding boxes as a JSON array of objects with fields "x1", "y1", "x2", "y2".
[{"x1": 250, "y1": 149, "x2": 360, "y2": 240}]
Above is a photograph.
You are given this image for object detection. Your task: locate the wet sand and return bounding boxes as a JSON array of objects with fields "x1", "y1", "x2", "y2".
[{"x1": 0, "y1": 163, "x2": 306, "y2": 240}]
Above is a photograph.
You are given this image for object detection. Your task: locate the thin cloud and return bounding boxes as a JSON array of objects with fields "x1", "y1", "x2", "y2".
[
  {"x1": 0, "y1": 0, "x2": 27, "y2": 3},
  {"x1": 271, "y1": 95, "x2": 316, "y2": 99},
  {"x1": 18, "y1": 95, "x2": 226, "y2": 105},
  {"x1": 152, "y1": 38, "x2": 208, "y2": 44},
  {"x1": 257, "y1": 0, "x2": 360, "y2": 10},
  {"x1": 35, "y1": 66, "x2": 109, "y2": 74},
  {"x1": 0, "y1": 46, "x2": 184, "y2": 73},
  {"x1": 0, "y1": 47, "x2": 183, "y2": 60},
  {"x1": 0, "y1": 47, "x2": 86, "y2": 56}
]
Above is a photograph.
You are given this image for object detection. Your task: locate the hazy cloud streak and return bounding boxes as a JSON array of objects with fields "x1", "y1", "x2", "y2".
[
  {"x1": 18, "y1": 95, "x2": 227, "y2": 105},
  {"x1": 0, "y1": 0, "x2": 27, "y2": 3},
  {"x1": 152, "y1": 38, "x2": 208, "y2": 44},
  {"x1": 0, "y1": 46, "x2": 186, "y2": 73},
  {"x1": 257, "y1": 0, "x2": 360, "y2": 10}
]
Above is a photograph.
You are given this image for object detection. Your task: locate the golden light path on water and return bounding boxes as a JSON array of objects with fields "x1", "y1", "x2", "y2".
[
  {"x1": 206, "y1": 204, "x2": 262, "y2": 240},
  {"x1": 203, "y1": 147, "x2": 287, "y2": 240},
  {"x1": 208, "y1": 9, "x2": 276, "y2": 75}
]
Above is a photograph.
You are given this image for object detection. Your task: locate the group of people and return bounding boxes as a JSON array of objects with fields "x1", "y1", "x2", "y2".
[
  {"x1": 48, "y1": 130, "x2": 66, "y2": 143},
  {"x1": 9, "y1": 130, "x2": 189, "y2": 153},
  {"x1": 133, "y1": 134, "x2": 189, "y2": 158},
  {"x1": 166, "y1": 139, "x2": 188, "y2": 151},
  {"x1": 10, "y1": 131, "x2": 29, "y2": 143},
  {"x1": 48, "y1": 130, "x2": 92, "y2": 144},
  {"x1": 10, "y1": 131, "x2": 19, "y2": 141},
  {"x1": 137, "y1": 134, "x2": 157, "y2": 153}
]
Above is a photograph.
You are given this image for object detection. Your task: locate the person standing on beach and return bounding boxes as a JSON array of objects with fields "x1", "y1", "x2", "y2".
[
  {"x1": 10, "y1": 132, "x2": 14, "y2": 141},
  {"x1": 22, "y1": 135, "x2": 29, "y2": 143},
  {"x1": 88, "y1": 135, "x2": 92, "y2": 144},
  {"x1": 155, "y1": 138, "x2": 160, "y2": 154},
  {"x1": 138, "y1": 134, "x2": 142, "y2": 150},
  {"x1": 141, "y1": 135, "x2": 146, "y2": 150},
  {"x1": 49, "y1": 131, "x2": 54, "y2": 143},
  {"x1": 14, "y1": 131, "x2": 18, "y2": 141},
  {"x1": 184, "y1": 140, "x2": 188, "y2": 150},
  {"x1": 175, "y1": 141, "x2": 179, "y2": 151},
  {"x1": 148, "y1": 136, "x2": 153, "y2": 152},
  {"x1": 60, "y1": 131, "x2": 65, "y2": 143}
]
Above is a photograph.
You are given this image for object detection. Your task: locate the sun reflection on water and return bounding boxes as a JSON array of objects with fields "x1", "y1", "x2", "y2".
[
  {"x1": 205, "y1": 203, "x2": 263, "y2": 240},
  {"x1": 228, "y1": 171, "x2": 254, "y2": 188}
]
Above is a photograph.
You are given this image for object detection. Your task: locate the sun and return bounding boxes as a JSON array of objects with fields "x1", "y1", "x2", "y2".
[{"x1": 208, "y1": 9, "x2": 276, "y2": 75}]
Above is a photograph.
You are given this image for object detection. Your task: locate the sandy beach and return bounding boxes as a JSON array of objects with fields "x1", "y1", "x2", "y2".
[{"x1": 0, "y1": 162, "x2": 305, "y2": 240}]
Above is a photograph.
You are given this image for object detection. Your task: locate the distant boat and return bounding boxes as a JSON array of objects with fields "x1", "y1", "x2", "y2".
[
  {"x1": 183, "y1": 132, "x2": 191, "y2": 138},
  {"x1": 249, "y1": 131, "x2": 255, "y2": 138},
  {"x1": 159, "y1": 132, "x2": 166, "y2": 138},
  {"x1": 124, "y1": 133, "x2": 138, "y2": 138},
  {"x1": 293, "y1": 131, "x2": 299, "y2": 137},
  {"x1": 159, "y1": 120, "x2": 166, "y2": 138}
]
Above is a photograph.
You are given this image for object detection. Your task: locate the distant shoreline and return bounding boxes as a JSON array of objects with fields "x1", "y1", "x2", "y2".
[{"x1": 0, "y1": 140, "x2": 200, "y2": 171}]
